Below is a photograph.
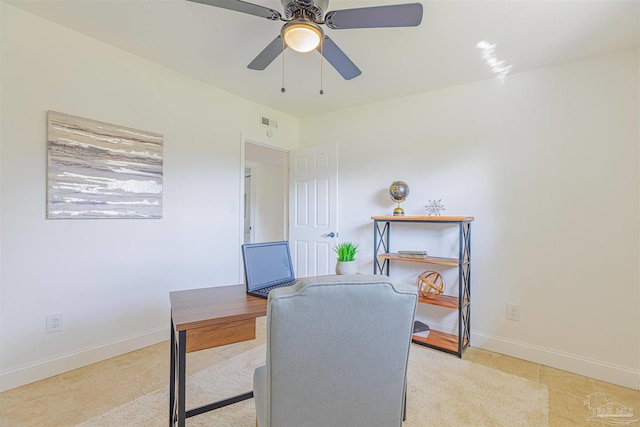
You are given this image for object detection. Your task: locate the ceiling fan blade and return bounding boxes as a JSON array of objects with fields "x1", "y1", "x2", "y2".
[
  {"x1": 317, "y1": 36, "x2": 361, "y2": 80},
  {"x1": 186, "y1": 0, "x2": 281, "y2": 21},
  {"x1": 325, "y1": 3, "x2": 423, "y2": 29},
  {"x1": 248, "y1": 36, "x2": 287, "y2": 70}
]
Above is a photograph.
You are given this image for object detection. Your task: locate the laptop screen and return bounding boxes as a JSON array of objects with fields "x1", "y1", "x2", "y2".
[{"x1": 242, "y1": 241, "x2": 295, "y2": 292}]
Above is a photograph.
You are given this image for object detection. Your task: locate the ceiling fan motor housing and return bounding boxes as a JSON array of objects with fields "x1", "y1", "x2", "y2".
[{"x1": 282, "y1": 0, "x2": 328, "y2": 21}]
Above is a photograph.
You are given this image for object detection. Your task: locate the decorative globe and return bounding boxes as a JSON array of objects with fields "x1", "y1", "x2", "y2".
[
  {"x1": 417, "y1": 271, "x2": 446, "y2": 299},
  {"x1": 389, "y1": 181, "x2": 410, "y2": 216}
]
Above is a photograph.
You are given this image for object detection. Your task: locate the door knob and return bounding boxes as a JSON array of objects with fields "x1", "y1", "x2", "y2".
[{"x1": 322, "y1": 232, "x2": 337, "y2": 238}]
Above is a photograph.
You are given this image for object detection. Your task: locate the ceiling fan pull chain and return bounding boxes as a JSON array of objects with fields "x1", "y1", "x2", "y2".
[
  {"x1": 281, "y1": 37, "x2": 286, "y2": 93},
  {"x1": 319, "y1": 36, "x2": 324, "y2": 95}
]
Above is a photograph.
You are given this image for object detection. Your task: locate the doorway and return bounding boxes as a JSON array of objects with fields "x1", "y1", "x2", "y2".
[{"x1": 242, "y1": 141, "x2": 289, "y2": 245}]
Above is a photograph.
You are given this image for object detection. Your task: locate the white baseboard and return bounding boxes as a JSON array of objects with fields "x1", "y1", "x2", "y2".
[
  {"x1": 471, "y1": 330, "x2": 640, "y2": 390},
  {"x1": 0, "y1": 327, "x2": 169, "y2": 392},
  {"x1": 3, "y1": 326, "x2": 638, "y2": 392}
]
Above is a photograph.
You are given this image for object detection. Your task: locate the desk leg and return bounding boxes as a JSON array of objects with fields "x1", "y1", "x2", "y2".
[
  {"x1": 169, "y1": 319, "x2": 176, "y2": 427},
  {"x1": 177, "y1": 330, "x2": 186, "y2": 427},
  {"x1": 169, "y1": 320, "x2": 187, "y2": 427}
]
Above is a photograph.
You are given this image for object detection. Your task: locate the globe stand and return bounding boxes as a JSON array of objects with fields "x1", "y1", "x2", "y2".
[{"x1": 393, "y1": 203, "x2": 405, "y2": 216}]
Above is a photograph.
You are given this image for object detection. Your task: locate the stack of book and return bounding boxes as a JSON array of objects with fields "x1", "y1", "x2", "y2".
[
  {"x1": 413, "y1": 320, "x2": 430, "y2": 338},
  {"x1": 398, "y1": 250, "x2": 428, "y2": 259}
]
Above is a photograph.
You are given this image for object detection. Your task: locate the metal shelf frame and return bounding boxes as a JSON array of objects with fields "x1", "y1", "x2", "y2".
[{"x1": 372, "y1": 216, "x2": 472, "y2": 357}]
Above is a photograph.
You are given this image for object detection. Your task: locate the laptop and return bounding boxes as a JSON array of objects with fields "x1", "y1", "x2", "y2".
[{"x1": 242, "y1": 241, "x2": 297, "y2": 299}]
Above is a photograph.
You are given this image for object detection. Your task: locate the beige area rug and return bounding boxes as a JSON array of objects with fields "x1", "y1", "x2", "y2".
[{"x1": 77, "y1": 344, "x2": 548, "y2": 426}]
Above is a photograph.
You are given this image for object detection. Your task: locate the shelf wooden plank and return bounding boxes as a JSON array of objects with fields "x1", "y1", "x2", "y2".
[
  {"x1": 377, "y1": 253, "x2": 459, "y2": 267},
  {"x1": 418, "y1": 294, "x2": 459, "y2": 309},
  {"x1": 371, "y1": 215, "x2": 474, "y2": 222},
  {"x1": 412, "y1": 330, "x2": 468, "y2": 353},
  {"x1": 413, "y1": 330, "x2": 456, "y2": 348}
]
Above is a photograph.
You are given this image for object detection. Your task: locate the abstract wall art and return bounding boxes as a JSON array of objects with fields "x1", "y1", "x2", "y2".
[{"x1": 47, "y1": 111, "x2": 164, "y2": 219}]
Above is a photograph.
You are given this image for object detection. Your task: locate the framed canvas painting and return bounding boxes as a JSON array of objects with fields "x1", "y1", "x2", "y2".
[{"x1": 47, "y1": 111, "x2": 163, "y2": 219}]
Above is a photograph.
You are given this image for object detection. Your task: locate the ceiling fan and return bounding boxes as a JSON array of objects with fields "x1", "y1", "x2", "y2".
[{"x1": 187, "y1": 0, "x2": 423, "y2": 80}]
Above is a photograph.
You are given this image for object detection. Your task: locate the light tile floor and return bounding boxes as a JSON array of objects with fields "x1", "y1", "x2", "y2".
[{"x1": 1, "y1": 318, "x2": 638, "y2": 426}]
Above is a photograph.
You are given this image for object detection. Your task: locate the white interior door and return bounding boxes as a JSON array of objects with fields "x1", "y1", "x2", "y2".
[{"x1": 289, "y1": 143, "x2": 338, "y2": 277}]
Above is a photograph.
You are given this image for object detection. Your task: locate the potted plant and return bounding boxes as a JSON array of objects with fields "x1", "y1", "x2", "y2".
[{"x1": 333, "y1": 242, "x2": 359, "y2": 275}]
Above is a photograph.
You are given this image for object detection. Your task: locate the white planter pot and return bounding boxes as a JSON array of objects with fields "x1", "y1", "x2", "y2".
[{"x1": 335, "y1": 260, "x2": 357, "y2": 275}]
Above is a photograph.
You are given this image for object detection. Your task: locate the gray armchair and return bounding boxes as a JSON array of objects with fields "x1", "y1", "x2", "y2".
[{"x1": 253, "y1": 274, "x2": 418, "y2": 427}]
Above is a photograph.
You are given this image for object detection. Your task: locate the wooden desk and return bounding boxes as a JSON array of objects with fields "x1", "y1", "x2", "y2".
[{"x1": 169, "y1": 284, "x2": 267, "y2": 427}]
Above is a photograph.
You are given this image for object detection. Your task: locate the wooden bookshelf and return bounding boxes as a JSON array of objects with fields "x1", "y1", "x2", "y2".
[{"x1": 372, "y1": 215, "x2": 473, "y2": 357}]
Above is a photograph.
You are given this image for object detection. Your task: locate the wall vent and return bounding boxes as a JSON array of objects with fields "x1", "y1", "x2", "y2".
[{"x1": 261, "y1": 116, "x2": 278, "y2": 129}]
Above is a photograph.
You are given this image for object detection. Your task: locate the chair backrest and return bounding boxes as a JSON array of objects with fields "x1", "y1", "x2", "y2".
[{"x1": 264, "y1": 274, "x2": 418, "y2": 427}]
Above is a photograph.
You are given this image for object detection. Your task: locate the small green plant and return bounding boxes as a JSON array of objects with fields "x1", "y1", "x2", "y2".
[{"x1": 333, "y1": 242, "x2": 359, "y2": 262}]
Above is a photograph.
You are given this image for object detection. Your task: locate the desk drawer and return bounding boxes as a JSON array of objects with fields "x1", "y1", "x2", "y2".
[{"x1": 186, "y1": 319, "x2": 256, "y2": 353}]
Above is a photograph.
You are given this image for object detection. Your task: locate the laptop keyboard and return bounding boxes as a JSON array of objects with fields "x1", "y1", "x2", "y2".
[{"x1": 259, "y1": 280, "x2": 297, "y2": 294}]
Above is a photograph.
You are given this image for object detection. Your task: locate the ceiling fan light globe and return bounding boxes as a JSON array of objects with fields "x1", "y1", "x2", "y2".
[{"x1": 283, "y1": 23, "x2": 322, "y2": 53}]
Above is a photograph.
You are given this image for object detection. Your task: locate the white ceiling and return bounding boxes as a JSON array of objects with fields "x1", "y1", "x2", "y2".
[{"x1": 6, "y1": 0, "x2": 639, "y2": 118}]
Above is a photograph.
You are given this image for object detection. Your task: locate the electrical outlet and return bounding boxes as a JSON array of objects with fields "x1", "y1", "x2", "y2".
[
  {"x1": 506, "y1": 304, "x2": 520, "y2": 321},
  {"x1": 46, "y1": 313, "x2": 64, "y2": 334}
]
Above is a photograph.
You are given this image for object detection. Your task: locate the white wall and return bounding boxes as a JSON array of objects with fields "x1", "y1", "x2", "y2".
[
  {"x1": 245, "y1": 143, "x2": 288, "y2": 243},
  {"x1": 0, "y1": 3, "x2": 298, "y2": 391},
  {"x1": 300, "y1": 50, "x2": 640, "y2": 389},
  {"x1": 252, "y1": 163, "x2": 286, "y2": 242}
]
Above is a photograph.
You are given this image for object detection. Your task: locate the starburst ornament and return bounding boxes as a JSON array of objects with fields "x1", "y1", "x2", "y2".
[{"x1": 425, "y1": 199, "x2": 445, "y2": 216}]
